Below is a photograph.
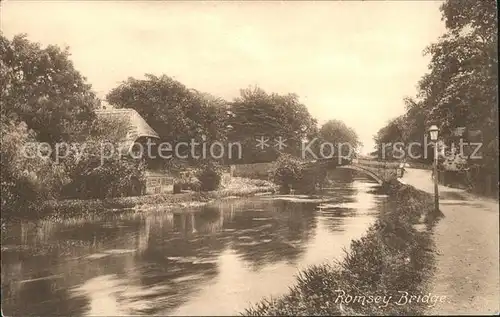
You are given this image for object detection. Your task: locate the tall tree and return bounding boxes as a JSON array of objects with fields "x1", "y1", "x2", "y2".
[
  {"x1": 374, "y1": 0, "x2": 498, "y2": 193},
  {"x1": 372, "y1": 116, "x2": 409, "y2": 161},
  {"x1": 0, "y1": 33, "x2": 99, "y2": 144},
  {"x1": 418, "y1": 0, "x2": 497, "y2": 139},
  {"x1": 318, "y1": 119, "x2": 361, "y2": 158},
  {"x1": 228, "y1": 86, "x2": 318, "y2": 163},
  {"x1": 106, "y1": 74, "x2": 228, "y2": 145}
]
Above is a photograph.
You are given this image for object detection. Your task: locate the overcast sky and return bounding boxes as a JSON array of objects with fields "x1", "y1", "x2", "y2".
[{"x1": 1, "y1": 0, "x2": 446, "y2": 153}]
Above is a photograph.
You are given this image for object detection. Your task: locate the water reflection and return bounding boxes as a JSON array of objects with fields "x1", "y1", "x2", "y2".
[{"x1": 2, "y1": 177, "x2": 388, "y2": 316}]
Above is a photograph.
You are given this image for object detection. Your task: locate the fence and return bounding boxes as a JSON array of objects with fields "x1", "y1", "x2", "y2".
[{"x1": 144, "y1": 171, "x2": 174, "y2": 195}]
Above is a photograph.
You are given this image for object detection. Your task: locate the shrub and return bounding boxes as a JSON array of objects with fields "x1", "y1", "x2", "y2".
[
  {"x1": 271, "y1": 154, "x2": 316, "y2": 193},
  {"x1": 196, "y1": 164, "x2": 222, "y2": 191},
  {"x1": 59, "y1": 114, "x2": 147, "y2": 200},
  {"x1": 272, "y1": 154, "x2": 303, "y2": 185},
  {"x1": 173, "y1": 169, "x2": 202, "y2": 193},
  {"x1": 249, "y1": 179, "x2": 273, "y2": 187},
  {"x1": 60, "y1": 141, "x2": 146, "y2": 199},
  {"x1": 1, "y1": 120, "x2": 68, "y2": 217}
]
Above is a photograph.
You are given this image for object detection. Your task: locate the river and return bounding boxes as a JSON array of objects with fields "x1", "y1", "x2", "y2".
[{"x1": 1, "y1": 175, "x2": 389, "y2": 316}]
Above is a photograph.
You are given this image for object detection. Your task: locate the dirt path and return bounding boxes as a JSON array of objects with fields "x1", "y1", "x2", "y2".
[{"x1": 402, "y1": 168, "x2": 499, "y2": 315}]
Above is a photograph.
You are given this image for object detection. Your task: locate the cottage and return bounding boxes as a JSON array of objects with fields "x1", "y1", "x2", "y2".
[
  {"x1": 96, "y1": 108, "x2": 172, "y2": 194},
  {"x1": 95, "y1": 108, "x2": 160, "y2": 155}
]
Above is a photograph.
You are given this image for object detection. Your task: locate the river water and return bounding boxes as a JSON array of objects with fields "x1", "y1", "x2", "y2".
[{"x1": 1, "y1": 176, "x2": 389, "y2": 316}]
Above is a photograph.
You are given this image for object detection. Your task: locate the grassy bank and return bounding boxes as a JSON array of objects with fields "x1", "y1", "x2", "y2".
[
  {"x1": 244, "y1": 180, "x2": 442, "y2": 316},
  {"x1": 12, "y1": 178, "x2": 276, "y2": 222}
]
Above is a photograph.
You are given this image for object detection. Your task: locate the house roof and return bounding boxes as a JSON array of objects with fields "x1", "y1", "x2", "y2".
[{"x1": 95, "y1": 108, "x2": 160, "y2": 153}]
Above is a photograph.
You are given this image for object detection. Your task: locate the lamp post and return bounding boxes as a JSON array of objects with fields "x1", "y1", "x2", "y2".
[{"x1": 429, "y1": 125, "x2": 440, "y2": 213}]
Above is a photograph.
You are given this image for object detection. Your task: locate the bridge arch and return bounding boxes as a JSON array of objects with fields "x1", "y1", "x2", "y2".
[{"x1": 337, "y1": 165, "x2": 384, "y2": 185}]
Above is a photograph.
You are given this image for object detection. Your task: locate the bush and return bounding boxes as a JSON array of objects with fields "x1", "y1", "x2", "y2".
[
  {"x1": 1, "y1": 120, "x2": 68, "y2": 218},
  {"x1": 60, "y1": 141, "x2": 146, "y2": 200},
  {"x1": 183, "y1": 180, "x2": 202, "y2": 191},
  {"x1": 196, "y1": 164, "x2": 222, "y2": 191},
  {"x1": 173, "y1": 169, "x2": 202, "y2": 193},
  {"x1": 59, "y1": 115, "x2": 147, "y2": 200},
  {"x1": 272, "y1": 154, "x2": 318, "y2": 194},
  {"x1": 272, "y1": 154, "x2": 303, "y2": 184}
]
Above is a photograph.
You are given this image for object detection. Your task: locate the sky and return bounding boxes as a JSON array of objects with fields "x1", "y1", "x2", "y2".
[{"x1": 1, "y1": 0, "x2": 446, "y2": 153}]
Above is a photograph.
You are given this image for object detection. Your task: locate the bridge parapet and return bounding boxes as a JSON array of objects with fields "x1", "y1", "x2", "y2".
[
  {"x1": 355, "y1": 159, "x2": 401, "y2": 168},
  {"x1": 302, "y1": 157, "x2": 403, "y2": 185},
  {"x1": 340, "y1": 159, "x2": 402, "y2": 184}
]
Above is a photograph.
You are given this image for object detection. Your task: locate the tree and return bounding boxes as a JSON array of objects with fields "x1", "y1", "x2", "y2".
[
  {"x1": 106, "y1": 74, "x2": 228, "y2": 145},
  {"x1": 1, "y1": 118, "x2": 68, "y2": 216},
  {"x1": 372, "y1": 116, "x2": 408, "y2": 161},
  {"x1": 272, "y1": 154, "x2": 305, "y2": 194},
  {"x1": 106, "y1": 74, "x2": 231, "y2": 169},
  {"x1": 228, "y1": 86, "x2": 318, "y2": 163},
  {"x1": 189, "y1": 90, "x2": 230, "y2": 143},
  {"x1": 318, "y1": 119, "x2": 361, "y2": 158},
  {"x1": 0, "y1": 33, "x2": 99, "y2": 145},
  {"x1": 420, "y1": 0, "x2": 497, "y2": 138},
  {"x1": 374, "y1": 0, "x2": 498, "y2": 194},
  {"x1": 421, "y1": 0, "x2": 497, "y2": 190},
  {"x1": 60, "y1": 116, "x2": 147, "y2": 199}
]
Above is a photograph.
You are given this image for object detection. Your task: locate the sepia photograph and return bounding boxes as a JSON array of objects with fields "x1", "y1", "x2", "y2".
[{"x1": 0, "y1": 0, "x2": 498, "y2": 316}]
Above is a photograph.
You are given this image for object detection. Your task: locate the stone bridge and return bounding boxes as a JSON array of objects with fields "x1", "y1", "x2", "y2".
[{"x1": 303, "y1": 157, "x2": 403, "y2": 185}]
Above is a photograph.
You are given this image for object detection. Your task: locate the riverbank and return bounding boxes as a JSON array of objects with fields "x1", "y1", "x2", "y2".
[
  {"x1": 244, "y1": 180, "x2": 440, "y2": 316},
  {"x1": 5, "y1": 177, "x2": 277, "y2": 222}
]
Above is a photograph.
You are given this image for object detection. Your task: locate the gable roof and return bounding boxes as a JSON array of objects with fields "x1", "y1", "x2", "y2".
[{"x1": 95, "y1": 108, "x2": 160, "y2": 153}]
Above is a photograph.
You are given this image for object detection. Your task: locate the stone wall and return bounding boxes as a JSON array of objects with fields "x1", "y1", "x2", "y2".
[{"x1": 231, "y1": 162, "x2": 274, "y2": 180}]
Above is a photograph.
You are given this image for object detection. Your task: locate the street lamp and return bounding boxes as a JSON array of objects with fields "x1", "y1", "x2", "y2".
[{"x1": 429, "y1": 125, "x2": 440, "y2": 213}]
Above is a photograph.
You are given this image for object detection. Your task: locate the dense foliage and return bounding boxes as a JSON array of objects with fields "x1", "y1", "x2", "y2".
[
  {"x1": 1, "y1": 119, "x2": 68, "y2": 216},
  {"x1": 173, "y1": 163, "x2": 223, "y2": 193},
  {"x1": 228, "y1": 87, "x2": 319, "y2": 163},
  {"x1": 272, "y1": 154, "x2": 305, "y2": 194},
  {"x1": 373, "y1": 0, "x2": 498, "y2": 195},
  {"x1": 60, "y1": 116, "x2": 146, "y2": 199},
  {"x1": 0, "y1": 34, "x2": 147, "y2": 216},
  {"x1": 106, "y1": 75, "x2": 229, "y2": 143},
  {"x1": 106, "y1": 74, "x2": 234, "y2": 170},
  {"x1": 196, "y1": 164, "x2": 222, "y2": 191},
  {"x1": 318, "y1": 119, "x2": 361, "y2": 157},
  {"x1": 107, "y1": 78, "x2": 359, "y2": 167},
  {"x1": 0, "y1": 33, "x2": 99, "y2": 145},
  {"x1": 61, "y1": 155, "x2": 146, "y2": 199},
  {"x1": 1, "y1": 32, "x2": 362, "y2": 217}
]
